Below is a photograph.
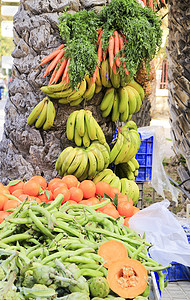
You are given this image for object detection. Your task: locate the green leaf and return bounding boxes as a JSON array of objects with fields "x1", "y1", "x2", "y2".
[{"x1": 7, "y1": 179, "x2": 22, "y2": 187}]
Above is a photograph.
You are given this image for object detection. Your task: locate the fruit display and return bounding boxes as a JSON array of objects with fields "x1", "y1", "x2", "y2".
[{"x1": 0, "y1": 179, "x2": 169, "y2": 298}]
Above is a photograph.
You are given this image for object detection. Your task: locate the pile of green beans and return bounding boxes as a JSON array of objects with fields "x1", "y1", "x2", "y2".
[{"x1": 0, "y1": 195, "x2": 169, "y2": 297}]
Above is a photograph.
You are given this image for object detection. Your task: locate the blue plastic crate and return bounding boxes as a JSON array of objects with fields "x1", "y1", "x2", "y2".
[{"x1": 135, "y1": 135, "x2": 154, "y2": 181}]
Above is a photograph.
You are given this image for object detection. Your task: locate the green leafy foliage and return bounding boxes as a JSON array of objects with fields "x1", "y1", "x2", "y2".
[{"x1": 58, "y1": 0, "x2": 162, "y2": 87}]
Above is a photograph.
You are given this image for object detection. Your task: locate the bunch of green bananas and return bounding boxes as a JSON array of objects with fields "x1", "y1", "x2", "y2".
[
  {"x1": 100, "y1": 79, "x2": 145, "y2": 122},
  {"x1": 55, "y1": 141, "x2": 110, "y2": 181},
  {"x1": 66, "y1": 109, "x2": 106, "y2": 147},
  {"x1": 109, "y1": 121, "x2": 141, "y2": 166},
  {"x1": 93, "y1": 168, "x2": 139, "y2": 205},
  {"x1": 27, "y1": 97, "x2": 56, "y2": 130},
  {"x1": 40, "y1": 75, "x2": 97, "y2": 106},
  {"x1": 115, "y1": 156, "x2": 140, "y2": 181}
]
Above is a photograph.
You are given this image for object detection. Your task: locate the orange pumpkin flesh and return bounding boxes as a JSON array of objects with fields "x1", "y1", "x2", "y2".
[
  {"x1": 98, "y1": 240, "x2": 128, "y2": 268},
  {"x1": 107, "y1": 258, "x2": 148, "y2": 299}
]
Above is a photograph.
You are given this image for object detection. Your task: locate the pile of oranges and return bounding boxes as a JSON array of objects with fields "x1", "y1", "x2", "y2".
[{"x1": 0, "y1": 175, "x2": 140, "y2": 225}]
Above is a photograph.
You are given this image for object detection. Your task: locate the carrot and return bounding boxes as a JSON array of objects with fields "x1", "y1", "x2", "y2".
[
  {"x1": 119, "y1": 36, "x2": 129, "y2": 75},
  {"x1": 160, "y1": 0, "x2": 166, "y2": 4},
  {"x1": 97, "y1": 39, "x2": 103, "y2": 64},
  {"x1": 97, "y1": 240, "x2": 128, "y2": 268},
  {"x1": 48, "y1": 50, "x2": 65, "y2": 73},
  {"x1": 108, "y1": 35, "x2": 115, "y2": 69},
  {"x1": 114, "y1": 31, "x2": 121, "y2": 68},
  {"x1": 40, "y1": 44, "x2": 65, "y2": 65},
  {"x1": 103, "y1": 50, "x2": 107, "y2": 60},
  {"x1": 52, "y1": 59, "x2": 67, "y2": 84},
  {"x1": 65, "y1": 72, "x2": 70, "y2": 84},
  {"x1": 142, "y1": 0, "x2": 146, "y2": 6},
  {"x1": 147, "y1": 0, "x2": 154, "y2": 10},
  {"x1": 48, "y1": 68, "x2": 57, "y2": 86},
  {"x1": 61, "y1": 59, "x2": 70, "y2": 83},
  {"x1": 97, "y1": 27, "x2": 102, "y2": 35},
  {"x1": 92, "y1": 65, "x2": 99, "y2": 84},
  {"x1": 97, "y1": 29, "x2": 103, "y2": 44}
]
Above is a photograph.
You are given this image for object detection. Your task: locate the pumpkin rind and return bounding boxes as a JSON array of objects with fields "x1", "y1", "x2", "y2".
[{"x1": 107, "y1": 258, "x2": 148, "y2": 299}]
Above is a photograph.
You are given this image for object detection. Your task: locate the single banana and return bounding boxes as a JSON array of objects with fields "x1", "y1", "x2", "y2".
[
  {"x1": 129, "y1": 180, "x2": 139, "y2": 205},
  {"x1": 95, "y1": 68, "x2": 102, "y2": 86},
  {"x1": 95, "y1": 84, "x2": 102, "y2": 94},
  {"x1": 91, "y1": 141, "x2": 110, "y2": 169},
  {"x1": 120, "y1": 178, "x2": 131, "y2": 195},
  {"x1": 61, "y1": 147, "x2": 79, "y2": 175},
  {"x1": 58, "y1": 98, "x2": 71, "y2": 104},
  {"x1": 120, "y1": 73, "x2": 131, "y2": 87},
  {"x1": 130, "y1": 156, "x2": 139, "y2": 170},
  {"x1": 118, "y1": 86, "x2": 129, "y2": 114},
  {"x1": 121, "y1": 130, "x2": 137, "y2": 163},
  {"x1": 83, "y1": 127, "x2": 91, "y2": 148},
  {"x1": 103, "y1": 173, "x2": 117, "y2": 185},
  {"x1": 101, "y1": 93, "x2": 114, "y2": 118},
  {"x1": 134, "y1": 169, "x2": 139, "y2": 177},
  {"x1": 110, "y1": 61, "x2": 120, "y2": 89},
  {"x1": 87, "y1": 149, "x2": 97, "y2": 179},
  {"x1": 126, "y1": 160, "x2": 136, "y2": 173},
  {"x1": 43, "y1": 99, "x2": 56, "y2": 130},
  {"x1": 27, "y1": 98, "x2": 46, "y2": 126},
  {"x1": 129, "y1": 129, "x2": 141, "y2": 152},
  {"x1": 119, "y1": 103, "x2": 129, "y2": 122},
  {"x1": 67, "y1": 79, "x2": 87, "y2": 101},
  {"x1": 70, "y1": 97, "x2": 83, "y2": 106},
  {"x1": 74, "y1": 126, "x2": 83, "y2": 147},
  {"x1": 55, "y1": 146, "x2": 73, "y2": 173},
  {"x1": 109, "y1": 132, "x2": 125, "y2": 164},
  {"x1": 75, "y1": 109, "x2": 85, "y2": 137},
  {"x1": 109, "y1": 176, "x2": 122, "y2": 192},
  {"x1": 125, "y1": 86, "x2": 137, "y2": 115},
  {"x1": 73, "y1": 149, "x2": 88, "y2": 179},
  {"x1": 111, "y1": 90, "x2": 120, "y2": 122},
  {"x1": 100, "y1": 59, "x2": 112, "y2": 87},
  {"x1": 35, "y1": 99, "x2": 48, "y2": 129},
  {"x1": 127, "y1": 80, "x2": 145, "y2": 102},
  {"x1": 41, "y1": 82, "x2": 70, "y2": 94},
  {"x1": 94, "y1": 122, "x2": 106, "y2": 144},
  {"x1": 127, "y1": 85, "x2": 142, "y2": 113},
  {"x1": 100, "y1": 88, "x2": 115, "y2": 111},
  {"x1": 83, "y1": 76, "x2": 96, "y2": 101},
  {"x1": 127, "y1": 114, "x2": 132, "y2": 121},
  {"x1": 123, "y1": 120, "x2": 138, "y2": 131},
  {"x1": 66, "y1": 148, "x2": 84, "y2": 175},
  {"x1": 84, "y1": 110, "x2": 97, "y2": 141},
  {"x1": 93, "y1": 168, "x2": 114, "y2": 184},
  {"x1": 114, "y1": 131, "x2": 132, "y2": 165},
  {"x1": 66, "y1": 110, "x2": 78, "y2": 141},
  {"x1": 78, "y1": 162, "x2": 89, "y2": 181},
  {"x1": 46, "y1": 87, "x2": 74, "y2": 99},
  {"x1": 125, "y1": 167, "x2": 136, "y2": 181},
  {"x1": 88, "y1": 145, "x2": 105, "y2": 173}
]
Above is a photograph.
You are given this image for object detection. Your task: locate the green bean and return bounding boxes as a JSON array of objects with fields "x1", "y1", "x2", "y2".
[
  {"x1": 144, "y1": 264, "x2": 171, "y2": 272},
  {"x1": 64, "y1": 256, "x2": 96, "y2": 264},
  {"x1": 83, "y1": 253, "x2": 105, "y2": 264},
  {"x1": 74, "y1": 268, "x2": 104, "y2": 279},
  {"x1": 78, "y1": 263, "x2": 107, "y2": 277},
  {"x1": 65, "y1": 243, "x2": 91, "y2": 250},
  {"x1": 0, "y1": 227, "x2": 17, "y2": 239},
  {"x1": 25, "y1": 244, "x2": 39, "y2": 255},
  {"x1": 28, "y1": 238, "x2": 41, "y2": 245},
  {"x1": 131, "y1": 243, "x2": 146, "y2": 259},
  {"x1": 157, "y1": 270, "x2": 165, "y2": 293},
  {"x1": 28, "y1": 209, "x2": 54, "y2": 239},
  {"x1": 0, "y1": 233, "x2": 32, "y2": 244},
  {"x1": 31, "y1": 205, "x2": 54, "y2": 229},
  {"x1": 8, "y1": 217, "x2": 32, "y2": 224},
  {"x1": 27, "y1": 248, "x2": 44, "y2": 259},
  {"x1": 48, "y1": 232, "x2": 64, "y2": 249},
  {"x1": 87, "y1": 215, "x2": 114, "y2": 233},
  {"x1": 55, "y1": 220, "x2": 80, "y2": 237},
  {"x1": 46, "y1": 194, "x2": 64, "y2": 211},
  {"x1": 3, "y1": 193, "x2": 22, "y2": 203}
]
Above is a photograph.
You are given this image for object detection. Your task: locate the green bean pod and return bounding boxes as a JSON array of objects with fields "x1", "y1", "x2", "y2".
[
  {"x1": 74, "y1": 268, "x2": 104, "y2": 279},
  {"x1": 28, "y1": 209, "x2": 54, "y2": 239}
]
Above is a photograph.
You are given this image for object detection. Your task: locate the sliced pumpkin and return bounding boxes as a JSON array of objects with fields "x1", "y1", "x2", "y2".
[
  {"x1": 98, "y1": 240, "x2": 128, "y2": 268},
  {"x1": 107, "y1": 258, "x2": 148, "y2": 299}
]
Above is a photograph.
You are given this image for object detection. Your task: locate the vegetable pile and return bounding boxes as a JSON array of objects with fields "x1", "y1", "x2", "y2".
[
  {"x1": 39, "y1": 0, "x2": 162, "y2": 88},
  {"x1": 0, "y1": 192, "x2": 169, "y2": 299}
]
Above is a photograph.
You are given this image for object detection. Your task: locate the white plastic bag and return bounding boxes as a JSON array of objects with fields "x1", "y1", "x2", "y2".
[
  {"x1": 138, "y1": 126, "x2": 179, "y2": 204},
  {"x1": 129, "y1": 200, "x2": 190, "y2": 267}
]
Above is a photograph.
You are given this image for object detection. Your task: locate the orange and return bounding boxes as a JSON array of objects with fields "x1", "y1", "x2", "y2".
[
  {"x1": 107, "y1": 186, "x2": 120, "y2": 199},
  {"x1": 78, "y1": 180, "x2": 96, "y2": 199},
  {"x1": 18, "y1": 194, "x2": 31, "y2": 202},
  {"x1": 132, "y1": 206, "x2": 140, "y2": 215},
  {"x1": 62, "y1": 175, "x2": 79, "y2": 189},
  {"x1": 38, "y1": 189, "x2": 53, "y2": 203},
  {"x1": 29, "y1": 196, "x2": 42, "y2": 204},
  {"x1": 30, "y1": 175, "x2": 47, "y2": 189},
  {"x1": 117, "y1": 201, "x2": 134, "y2": 218},
  {"x1": 79, "y1": 197, "x2": 100, "y2": 206},
  {"x1": 3, "y1": 199, "x2": 20, "y2": 211},
  {"x1": 67, "y1": 200, "x2": 77, "y2": 205},
  {"x1": 100, "y1": 206, "x2": 120, "y2": 219},
  {"x1": 69, "y1": 187, "x2": 83, "y2": 203},
  {"x1": 23, "y1": 179, "x2": 41, "y2": 197},
  {"x1": 97, "y1": 198, "x2": 115, "y2": 212},
  {"x1": 0, "y1": 211, "x2": 10, "y2": 223},
  {"x1": 48, "y1": 178, "x2": 64, "y2": 191},
  {"x1": 118, "y1": 194, "x2": 133, "y2": 205},
  {"x1": 124, "y1": 217, "x2": 130, "y2": 227},
  {"x1": 50, "y1": 181, "x2": 67, "y2": 192},
  {"x1": 12, "y1": 189, "x2": 24, "y2": 198},
  {"x1": 8, "y1": 179, "x2": 24, "y2": 194},
  {"x1": 0, "y1": 186, "x2": 10, "y2": 195},
  {"x1": 95, "y1": 181, "x2": 111, "y2": 198},
  {"x1": 0, "y1": 194, "x2": 8, "y2": 210},
  {"x1": 53, "y1": 186, "x2": 70, "y2": 204}
]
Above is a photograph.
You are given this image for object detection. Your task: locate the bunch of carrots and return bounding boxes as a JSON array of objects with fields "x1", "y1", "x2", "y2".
[
  {"x1": 0, "y1": 175, "x2": 139, "y2": 226},
  {"x1": 39, "y1": 28, "x2": 129, "y2": 87},
  {"x1": 142, "y1": 0, "x2": 166, "y2": 11}
]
